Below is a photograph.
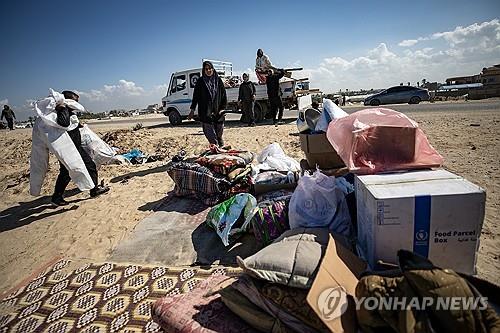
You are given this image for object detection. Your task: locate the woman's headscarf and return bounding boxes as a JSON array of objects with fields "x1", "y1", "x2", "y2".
[{"x1": 202, "y1": 60, "x2": 218, "y2": 101}]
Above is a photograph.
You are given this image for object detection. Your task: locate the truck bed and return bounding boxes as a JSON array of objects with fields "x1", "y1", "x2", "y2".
[{"x1": 225, "y1": 80, "x2": 296, "y2": 103}]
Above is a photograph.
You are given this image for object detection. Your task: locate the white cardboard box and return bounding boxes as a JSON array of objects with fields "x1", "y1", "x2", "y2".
[{"x1": 355, "y1": 169, "x2": 485, "y2": 274}]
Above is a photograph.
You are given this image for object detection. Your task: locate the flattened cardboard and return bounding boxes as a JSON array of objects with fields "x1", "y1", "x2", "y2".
[{"x1": 307, "y1": 235, "x2": 366, "y2": 333}]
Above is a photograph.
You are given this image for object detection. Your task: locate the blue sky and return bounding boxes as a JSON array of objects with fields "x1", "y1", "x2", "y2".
[{"x1": 1, "y1": 0, "x2": 499, "y2": 120}]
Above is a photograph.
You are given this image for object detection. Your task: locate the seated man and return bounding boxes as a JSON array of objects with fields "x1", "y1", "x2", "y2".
[{"x1": 255, "y1": 48, "x2": 276, "y2": 84}]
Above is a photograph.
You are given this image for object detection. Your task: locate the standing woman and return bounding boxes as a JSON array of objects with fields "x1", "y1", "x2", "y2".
[{"x1": 189, "y1": 60, "x2": 227, "y2": 147}]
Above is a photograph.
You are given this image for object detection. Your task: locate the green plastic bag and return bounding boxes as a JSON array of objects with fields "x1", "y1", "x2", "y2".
[{"x1": 206, "y1": 193, "x2": 257, "y2": 246}]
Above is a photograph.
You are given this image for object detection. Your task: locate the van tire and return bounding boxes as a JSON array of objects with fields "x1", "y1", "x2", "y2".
[
  {"x1": 168, "y1": 109, "x2": 182, "y2": 126},
  {"x1": 370, "y1": 99, "x2": 380, "y2": 106}
]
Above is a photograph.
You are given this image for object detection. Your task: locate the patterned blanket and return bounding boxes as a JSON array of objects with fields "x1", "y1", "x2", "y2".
[{"x1": 0, "y1": 260, "x2": 240, "y2": 332}]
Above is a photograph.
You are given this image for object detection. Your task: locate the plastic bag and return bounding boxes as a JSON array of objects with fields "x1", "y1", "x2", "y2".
[
  {"x1": 289, "y1": 170, "x2": 353, "y2": 237},
  {"x1": 289, "y1": 170, "x2": 338, "y2": 228},
  {"x1": 205, "y1": 193, "x2": 257, "y2": 246},
  {"x1": 326, "y1": 108, "x2": 444, "y2": 174},
  {"x1": 120, "y1": 148, "x2": 147, "y2": 164},
  {"x1": 314, "y1": 98, "x2": 348, "y2": 132},
  {"x1": 30, "y1": 118, "x2": 94, "y2": 196},
  {"x1": 34, "y1": 88, "x2": 85, "y2": 131},
  {"x1": 79, "y1": 125, "x2": 116, "y2": 168},
  {"x1": 255, "y1": 143, "x2": 300, "y2": 172}
]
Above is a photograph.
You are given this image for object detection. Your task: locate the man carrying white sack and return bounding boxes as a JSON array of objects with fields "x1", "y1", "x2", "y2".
[{"x1": 30, "y1": 89, "x2": 109, "y2": 206}]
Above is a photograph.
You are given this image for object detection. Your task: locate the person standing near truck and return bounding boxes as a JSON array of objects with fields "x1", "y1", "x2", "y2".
[
  {"x1": 238, "y1": 73, "x2": 256, "y2": 126},
  {"x1": 266, "y1": 68, "x2": 285, "y2": 125},
  {"x1": 1, "y1": 105, "x2": 16, "y2": 130},
  {"x1": 189, "y1": 60, "x2": 227, "y2": 147}
]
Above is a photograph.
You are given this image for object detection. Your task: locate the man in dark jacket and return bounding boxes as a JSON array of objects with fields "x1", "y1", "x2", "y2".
[
  {"x1": 265, "y1": 69, "x2": 285, "y2": 125},
  {"x1": 238, "y1": 73, "x2": 256, "y2": 126},
  {"x1": 189, "y1": 61, "x2": 228, "y2": 146},
  {"x1": 1, "y1": 105, "x2": 16, "y2": 130},
  {"x1": 52, "y1": 90, "x2": 109, "y2": 206}
]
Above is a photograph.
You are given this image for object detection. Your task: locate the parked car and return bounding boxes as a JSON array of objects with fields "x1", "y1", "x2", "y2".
[{"x1": 364, "y1": 86, "x2": 430, "y2": 106}]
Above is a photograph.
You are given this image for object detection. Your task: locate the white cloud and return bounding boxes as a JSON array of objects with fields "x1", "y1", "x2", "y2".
[
  {"x1": 23, "y1": 99, "x2": 36, "y2": 108},
  {"x1": 303, "y1": 19, "x2": 500, "y2": 92},
  {"x1": 399, "y1": 19, "x2": 499, "y2": 47},
  {"x1": 399, "y1": 39, "x2": 419, "y2": 47},
  {"x1": 431, "y1": 19, "x2": 500, "y2": 46},
  {"x1": 0, "y1": 98, "x2": 8, "y2": 106},
  {"x1": 76, "y1": 79, "x2": 168, "y2": 112}
]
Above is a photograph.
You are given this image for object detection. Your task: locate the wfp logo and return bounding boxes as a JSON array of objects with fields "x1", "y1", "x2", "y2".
[
  {"x1": 317, "y1": 287, "x2": 348, "y2": 320},
  {"x1": 416, "y1": 230, "x2": 428, "y2": 241}
]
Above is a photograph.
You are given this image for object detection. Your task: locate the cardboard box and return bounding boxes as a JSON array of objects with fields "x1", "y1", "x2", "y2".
[
  {"x1": 299, "y1": 133, "x2": 345, "y2": 169},
  {"x1": 360, "y1": 126, "x2": 416, "y2": 164},
  {"x1": 307, "y1": 235, "x2": 366, "y2": 333},
  {"x1": 355, "y1": 169, "x2": 485, "y2": 274}
]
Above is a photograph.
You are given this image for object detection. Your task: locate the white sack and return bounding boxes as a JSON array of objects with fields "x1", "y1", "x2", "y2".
[
  {"x1": 29, "y1": 89, "x2": 94, "y2": 196},
  {"x1": 79, "y1": 125, "x2": 116, "y2": 168},
  {"x1": 255, "y1": 142, "x2": 300, "y2": 172}
]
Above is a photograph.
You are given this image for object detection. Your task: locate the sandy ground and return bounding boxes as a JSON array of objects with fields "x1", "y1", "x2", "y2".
[{"x1": 0, "y1": 104, "x2": 499, "y2": 294}]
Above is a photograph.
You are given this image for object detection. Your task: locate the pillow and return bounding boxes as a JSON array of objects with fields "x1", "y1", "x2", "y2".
[{"x1": 237, "y1": 228, "x2": 330, "y2": 289}]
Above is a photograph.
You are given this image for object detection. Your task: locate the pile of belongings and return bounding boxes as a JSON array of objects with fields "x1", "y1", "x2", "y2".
[
  {"x1": 152, "y1": 226, "x2": 500, "y2": 332},
  {"x1": 223, "y1": 75, "x2": 243, "y2": 88},
  {"x1": 155, "y1": 134, "x2": 500, "y2": 332},
  {"x1": 197, "y1": 142, "x2": 356, "y2": 249},
  {"x1": 151, "y1": 228, "x2": 335, "y2": 332},
  {"x1": 204, "y1": 166, "x2": 356, "y2": 250},
  {"x1": 167, "y1": 145, "x2": 254, "y2": 205}
]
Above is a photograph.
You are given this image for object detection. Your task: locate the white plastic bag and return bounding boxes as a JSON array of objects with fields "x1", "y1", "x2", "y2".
[
  {"x1": 289, "y1": 170, "x2": 338, "y2": 228},
  {"x1": 30, "y1": 118, "x2": 94, "y2": 196},
  {"x1": 289, "y1": 170, "x2": 353, "y2": 237},
  {"x1": 255, "y1": 142, "x2": 300, "y2": 172},
  {"x1": 79, "y1": 125, "x2": 116, "y2": 168},
  {"x1": 314, "y1": 98, "x2": 348, "y2": 132},
  {"x1": 34, "y1": 88, "x2": 85, "y2": 131}
]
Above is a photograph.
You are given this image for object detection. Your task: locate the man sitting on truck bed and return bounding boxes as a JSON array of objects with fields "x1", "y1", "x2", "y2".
[{"x1": 255, "y1": 49, "x2": 275, "y2": 84}]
